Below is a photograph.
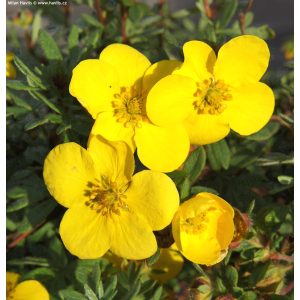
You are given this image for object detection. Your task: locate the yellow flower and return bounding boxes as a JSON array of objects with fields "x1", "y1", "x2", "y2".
[
  {"x1": 6, "y1": 272, "x2": 49, "y2": 300},
  {"x1": 43, "y1": 136, "x2": 179, "y2": 259},
  {"x1": 147, "y1": 35, "x2": 275, "y2": 145},
  {"x1": 6, "y1": 52, "x2": 17, "y2": 79},
  {"x1": 149, "y1": 244, "x2": 184, "y2": 283},
  {"x1": 172, "y1": 192, "x2": 234, "y2": 265},
  {"x1": 69, "y1": 44, "x2": 190, "y2": 172}
]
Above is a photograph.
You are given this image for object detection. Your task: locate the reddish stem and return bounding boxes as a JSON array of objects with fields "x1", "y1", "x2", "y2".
[
  {"x1": 203, "y1": 0, "x2": 213, "y2": 19},
  {"x1": 121, "y1": 5, "x2": 129, "y2": 44},
  {"x1": 238, "y1": 0, "x2": 254, "y2": 34},
  {"x1": 94, "y1": 0, "x2": 106, "y2": 24},
  {"x1": 7, "y1": 222, "x2": 44, "y2": 250}
]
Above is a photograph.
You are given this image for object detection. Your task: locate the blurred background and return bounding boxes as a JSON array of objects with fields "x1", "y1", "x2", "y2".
[{"x1": 7, "y1": 0, "x2": 294, "y2": 68}]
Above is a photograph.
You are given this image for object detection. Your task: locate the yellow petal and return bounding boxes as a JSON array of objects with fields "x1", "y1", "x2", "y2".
[
  {"x1": 217, "y1": 211, "x2": 235, "y2": 250},
  {"x1": 146, "y1": 74, "x2": 196, "y2": 127},
  {"x1": 99, "y1": 43, "x2": 151, "y2": 88},
  {"x1": 12, "y1": 280, "x2": 49, "y2": 300},
  {"x1": 184, "y1": 111, "x2": 230, "y2": 145},
  {"x1": 60, "y1": 204, "x2": 111, "y2": 259},
  {"x1": 125, "y1": 170, "x2": 179, "y2": 231},
  {"x1": 150, "y1": 247, "x2": 184, "y2": 283},
  {"x1": 135, "y1": 122, "x2": 189, "y2": 172},
  {"x1": 198, "y1": 192, "x2": 234, "y2": 218},
  {"x1": 69, "y1": 59, "x2": 118, "y2": 118},
  {"x1": 142, "y1": 60, "x2": 182, "y2": 93},
  {"x1": 214, "y1": 35, "x2": 270, "y2": 85},
  {"x1": 90, "y1": 112, "x2": 135, "y2": 152},
  {"x1": 109, "y1": 210, "x2": 157, "y2": 260},
  {"x1": 174, "y1": 40, "x2": 216, "y2": 81},
  {"x1": 87, "y1": 135, "x2": 134, "y2": 184},
  {"x1": 172, "y1": 208, "x2": 221, "y2": 265},
  {"x1": 225, "y1": 82, "x2": 275, "y2": 135},
  {"x1": 43, "y1": 143, "x2": 97, "y2": 208},
  {"x1": 6, "y1": 272, "x2": 20, "y2": 291}
]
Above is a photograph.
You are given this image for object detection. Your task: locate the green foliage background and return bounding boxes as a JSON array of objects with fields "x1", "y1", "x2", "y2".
[{"x1": 6, "y1": 0, "x2": 293, "y2": 299}]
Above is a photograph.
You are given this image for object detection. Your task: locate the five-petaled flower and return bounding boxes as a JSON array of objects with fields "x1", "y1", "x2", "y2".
[
  {"x1": 6, "y1": 272, "x2": 49, "y2": 300},
  {"x1": 147, "y1": 35, "x2": 275, "y2": 145},
  {"x1": 69, "y1": 44, "x2": 190, "y2": 172},
  {"x1": 43, "y1": 136, "x2": 179, "y2": 259},
  {"x1": 172, "y1": 192, "x2": 234, "y2": 265}
]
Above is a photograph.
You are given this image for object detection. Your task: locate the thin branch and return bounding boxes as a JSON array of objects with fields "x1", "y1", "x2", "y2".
[
  {"x1": 94, "y1": 0, "x2": 106, "y2": 24},
  {"x1": 121, "y1": 5, "x2": 129, "y2": 44},
  {"x1": 203, "y1": 0, "x2": 213, "y2": 19},
  {"x1": 238, "y1": 0, "x2": 254, "y2": 34},
  {"x1": 7, "y1": 222, "x2": 44, "y2": 250}
]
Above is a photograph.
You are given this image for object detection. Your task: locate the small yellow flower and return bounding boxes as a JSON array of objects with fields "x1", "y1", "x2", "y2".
[
  {"x1": 147, "y1": 35, "x2": 275, "y2": 145},
  {"x1": 69, "y1": 44, "x2": 190, "y2": 172},
  {"x1": 149, "y1": 244, "x2": 184, "y2": 283},
  {"x1": 6, "y1": 272, "x2": 49, "y2": 300},
  {"x1": 6, "y1": 52, "x2": 17, "y2": 79},
  {"x1": 172, "y1": 193, "x2": 234, "y2": 265},
  {"x1": 43, "y1": 136, "x2": 179, "y2": 259}
]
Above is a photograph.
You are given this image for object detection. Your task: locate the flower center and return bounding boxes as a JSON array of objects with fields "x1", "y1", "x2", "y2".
[
  {"x1": 84, "y1": 176, "x2": 128, "y2": 216},
  {"x1": 193, "y1": 78, "x2": 232, "y2": 115},
  {"x1": 181, "y1": 207, "x2": 217, "y2": 234},
  {"x1": 112, "y1": 86, "x2": 146, "y2": 128},
  {"x1": 181, "y1": 212, "x2": 208, "y2": 234}
]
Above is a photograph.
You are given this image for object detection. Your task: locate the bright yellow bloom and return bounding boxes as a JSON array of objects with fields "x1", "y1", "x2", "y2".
[
  {"x1": 6, "y1": 272, "x2": 49, "y2": 300},
  {"x1": 6, "y1": 53, "x2": 17, "y2": 79},
  {"x1": 149, "y1": 244, "x2": 184, "y2": 283},
  {"x1": 147, "y1": 35, "x2": 275, "y2": 145},
  {"x1": 69, "y1": 44, "x2": 190, "y2": 172},
  {"x1": 43, "y1": 136, "x2": 179, "y2": 259},
  {"x1": 172, "y1": 192, "x2": 234, "y2": 265}
]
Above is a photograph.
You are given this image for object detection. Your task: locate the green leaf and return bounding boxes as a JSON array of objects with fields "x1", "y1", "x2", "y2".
[
  {"x1": 59, "y1": 290, "x2": 86, "y2": 300},
  {"x1": 277, "y1": 175, "x2": 293, "y2": 185},
  {"x1": 190, "y1": 186, "x2": 219, "y2": 195},
  {"x1": 150, "y1": 286, "x2": 163, "y2": 300},
  {"x1": 81, "y1": 14, "x2": 104, "y2": 28},
  {"x1": 239, "y1": 291, "x2": 257, "y2": 300},
  {"x1": 183, "y1": 146, "x2": 206, "y2": 183},
  {"x1": 14, "y1": 56, "x2": 46, "y2": 89},
  {"x1": 146, "y1": 248, "x2": 161, "y2": 266},
  {"x1": 121, "y1": 0, "x2": 135, "y2": 7},
  {"x1": 7, "y1": 186, "x2": 27, "y2": 199},
  {"x1": 84, "y1": 284, "x2": 98, "y2": 300},
  {"x1": 128, "y1": 4, "x2": 148, "y2": 22},
  {"x1": 6, "y1": 107, "x2": 29, "y2": 118},
  {"x1": 104, "y1": 275, "x2": 118, "y2": 300},
  {"x1": 206, "y1": 140, "x2": 231, "y2": 170},
  {"x1": 24, "y1": 118, "x2": 49, "y2": 131},
  {"x1": 29, "y1": 90, "x2": 62, "y2": 114},
  {"x1": 247, "y1": 122, "x2": 280, "y2": 141},
  {"x1": 32, "y1": 10, "x2": 42, "y2": 45},
  {"x1": 7, "y1": 90, "x2": 32, "y2": 110},
  {"x1": 7, "y1": 198, "x2": 29, "y2": 212},
  {"x1": 225, "y1": 265, "x2": 239, "y2": 287},
  {"x1": 166, "y1": 170, "x2": 186, "y2": 185},
  {"x1": 180, "y1": 177, "x2": 191, "y2": 200},
  {"x1": 38, "y1": 30, "x2": 63, "y2": 61},
  {"x1": 246, "y1": 25, "x2": 275, "y2": 39},
  {"x1": 68, "y1": 25, "x2": 80, "y2": 51},
  {"x1": 215, "y1": 277, "x2": 227, "y2": 293},
  {"x1": 217, "y1": 0, "x2": 238, "y2": 28},
  {"x1": 7, "y1": 80, "x2": 39, "y2": 91}
]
